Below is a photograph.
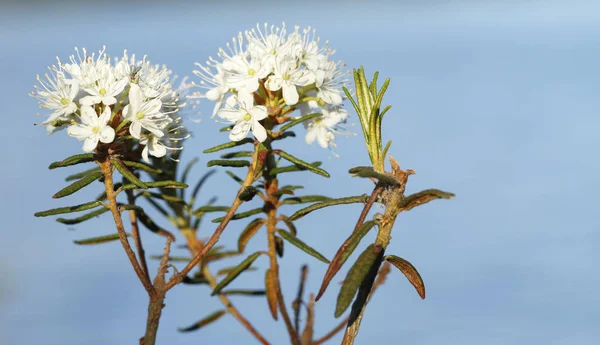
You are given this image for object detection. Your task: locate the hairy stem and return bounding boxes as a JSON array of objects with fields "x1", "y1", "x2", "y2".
[
  {"x1": 182, "y1": 232, "x2": 271, "y2": 345},
  {"x1": 100, "y1": 160, "x2": 153, "y2": 293},
  {"x1": 127, "y1": 190, "x2": 150, "y2": 282}
]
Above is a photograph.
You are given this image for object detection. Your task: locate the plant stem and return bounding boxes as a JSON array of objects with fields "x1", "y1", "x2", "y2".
[
  {"x1": 127, "y1": 190, "x2": 150, "y2": 282},
  {"x1": 100, "y1": 160, "x2": 153, "y2": 293},
  {"x1": 182, "y1": 232, "x2": 271, "y2": 345},
  {"x1": 165, "y1": 146, "x2": 259, "y2": 291}
]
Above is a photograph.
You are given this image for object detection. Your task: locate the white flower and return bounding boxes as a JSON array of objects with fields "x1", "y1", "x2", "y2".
[
  {"x1": 266, "y1": 56, "x2": 315, "y2": 105},
  {"x1": 217, "y1": 93, "x2": 268, "y2": 142},
  {"x1": 67, "y1": 105, "x2": 115, "y2": 152},
  {"x1": 246, "y1": 23, "x2": 294, "y2": 61},
  {"x1": 315, "y1": 61, "x2": 345, "y2": 105},
  {"x1": 33, "y1": 66, "x2": 80, "y2": 134},
  {"x1": 140, "y1": 135, "x2": 167, "y2": 163},
  {"x1": 223, "y1": 54, "x2": 272, "y2": 93},
  {"x1": 123, "y1": 83, "x2": 169, "y2": 139},
  {"x1": 304, "y1": 105, "x2": 348, "y2": 149},
  {"x1": 79, "y1": 66, "x2": 128, "y2": 106}
]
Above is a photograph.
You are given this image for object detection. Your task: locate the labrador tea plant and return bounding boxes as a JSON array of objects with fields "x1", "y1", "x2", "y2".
[{"x1": 32, "y1": 23, "x2": 454, "y2": 345}]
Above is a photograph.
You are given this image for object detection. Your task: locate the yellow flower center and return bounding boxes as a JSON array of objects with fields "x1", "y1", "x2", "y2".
[
  {"x1": 136, "y1": 112, "x2": 145, "y2": 119},
  {"x1": 92, "y1": 126, "x2": 100, "y2": 134},
  {"x1": 60, "y1": 98, "x2": 69, "y2": 105},
  {"x1": 248, "y1": 68, "x2": 256, "y2": 76},
  {"x1": 269, "y1": 49, "x2": 276, "y2": 55},
  {"x1": 243, "y1": 113, "x2": 252, "y2": 121},
  {"x1": 282, "y1": 73, "x2": 291, "y2": 81},
  {"x1": 99, "y1": 88, "x2": 107, "y2": 96}
]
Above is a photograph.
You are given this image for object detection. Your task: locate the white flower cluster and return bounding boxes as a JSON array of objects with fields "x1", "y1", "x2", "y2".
[
  {"x1": 192, "y1": 23, "x2": 348, "y2": 149},
  {"x1": 33, "y1": 47, "x2": 188, "y2": 162}
]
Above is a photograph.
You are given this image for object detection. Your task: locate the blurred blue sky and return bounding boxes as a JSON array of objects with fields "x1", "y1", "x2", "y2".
[{"x1": 1, "y1": 0, "x2": 600, "y2": 344}]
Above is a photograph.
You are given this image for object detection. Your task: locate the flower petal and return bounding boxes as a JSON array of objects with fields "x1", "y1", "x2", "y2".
[
  {"x1": 229, "y1": 121, "x2": 251, "y2": 141},
  {"x1": 249, "y1": 106, "x2": 267, "y2": 121},
  {"x1": 282, "y1": 83, "x2": 299, "y2": 105},
  {"x1": 99, "y1": 127, "x2": 115, "y2": 143},
  {"x1": 82, "y1": 136, "x2": 99, "y2": 152},
  {"x1": 251, "y1": 121, "x2": 267, "y2": 142}
]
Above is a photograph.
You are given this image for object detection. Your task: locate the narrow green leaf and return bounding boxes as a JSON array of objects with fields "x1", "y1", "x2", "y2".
[
  {"x1": 220, "y1": 151, "x2": 253, "y2": 159},
  {"x1": 193, "y1": 205, "x2": 230, "y2": 215},
  {"x1": 203, "y1": 138, "x2": 254, "y2": 153},
  {"x1": 140, "y1": 192, "x2": 185, "y2": 204},
  {"x1": 205, "y1": 250, "x2": 240, "y2": 263},
  {"x1": 316, "y1": 220, "x2": 378, "y2": 301},
  {"x1": 212, "y1": 207, "x2": 263, "y2": 223},
  {"x1": 74, "y1": 233, "x2": 127, "y2": 245},
  {"x1": 143, "y1": 195, "x2": 170, "y2": 217},
  {"x1": 385, "y1": 255, "x2": 426, "y2": 299},
  {"x1": 180, "y1": 157, "x2": 199, "y2": 186},
  {"x1": 272, "y1": 131, "x2": 296, "y2": 141},
  {"x1": 398, "y1": 189, "x2": 455, "y2": 211},
  {"x1": 288, "y1": 195, "x2": 370, "y2": 221},
  {"x1": 56, "y1": 207, "x2": 109, "y2": 225},
  {"x1": 53, "y1": 171, "x2": 103, "y2": 199},
  {"x1": 65, "y1": 167, "x2": 102, "y2": 181},
  {"x1": 225, "y1": 170, "x2": 243, "y2": 184},
  {"x1": 48, "y1": 153, "x2": 95, "y2": 169},
  {"x1": 189, "y1": 169, "x2": 217, "y2": 206},
  {"x1": 35, "y1": 201, "x2": 103, "y2": 217},
  {"x1": 279, "y1": 112, "x2": 322, "y2": 132},
  {"x1": 277, "y1": 229, "x2": 329, "y2": 263},
  {"x1": 206, "y1": 159, "x2": 250, "y2": 168},
  {"x1": 280, "y1": 215, "x2": 297, "y2": 236},
  {"x1": 221, "y1": 289, "x2": 266, "y2": 296},
  {"x1": 150, "y1": 255, "x2": 191, "y2": 262},
  {"x1": 238, "y1": 218, "x2": 265, "y2": 252},
  {"x1": 270, "y1": 162, "x2": 322, "y2": 176},
  {"x1": 219, "y1": 125, "x2": 234, "y2": 132},
  {"x1": 217, "y1": 266, "x2": 257, "y2": 276},
  {"x1": 137, "y1": 209, "x2": 175, "y2": 240},
  {"x1": 274, "y1": 235, "x2": 284, "y2": 257},
  {"x1": 211, "y1": 252, "x2": 263, "y2": 296},
  {"x1": 120, "y1": 180, "x2": 187, "y2": 191},
  {"x1": 335, "y1": 244, "x2": 383, "y2": 317},
  {"x1": 112, "y1": 158, "x2": 148, "y2": 189},
  {"x1": 122, "y1": 160, "x2": 162, "y2": 174},
  {"x1": 280, "y1": 195, "x2": 331, "y2": 205},
  {"x1": 273, "y1": 185, "x2": 303, "y2": 197},
  {"x1": 276, "y1": 150, "x2": 330, "y2": 177},
  {"x1": 382, "y1": 140, "x2": 392, "y2": 160},
  {"x1": 178, "y1": 310, "x2": 227, "y2": 332},
  {"x1": 238, "y1": 186, "x2": 259, "y2": 202},
  {"x1": 348, "y1": 166, "x2": 400, "y2": 186}
]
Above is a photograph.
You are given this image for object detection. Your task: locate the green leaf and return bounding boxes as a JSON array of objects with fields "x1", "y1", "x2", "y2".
[
  {"x1": 280, "y1": 195, "x2": 331, "y2": 205},
  {"x1": 316, "y1": 220, "x2": 378, "y2": 301},
  {"x1": 279, "y1": 112, "x2": 322, "y2": 132},
  {"x1": 219, "y1": 125, "x2": 234, "y2": 132},
  {"x1": 270, "y1": 162, "x2": 323, "y2": 176},
  {"x1": 122, "y1": 160, "x2": 162, "y2": 174},
  {"x1": 348, "y1": 166, "x2": 400, "y2": 186},
  {"x1": 398, "y1": 189, "x2": 455, "y2": 211},
  {"x1": 120, "y1": 180, "x2": 187, "y2": 192},
  {"x1": 141, "y1": 192, "x2": 185, "y2": 204},
  {"x1": 182, "y1": 274, "x2": 210, "y2": 285},
  {"x1": 205, "y1": 250, "x2": 240, "y2": 263},
  {"x1": 288, "y1": 194, "x2": 370, "y2": 220},
  {"x1": 238, "y1": 218, "x2": 265, "y2": 252},
  {"x1": 238, "y1": 186, "x2": 259, "y2": 202},
  {"x1": 206, "y1": 159, "x2": 250, "y2": 168},
  {"x1": 272, "y1": 131, "x2": 296, "y2": 141},
  {"x1": 150, "y1": 255, "x2": 191, "y2": 262},
  {"x1": 217, "y1": 266, "x2": 257, "y2": 276},
  {"x1": 211, "y1": 252, "x2": 263, "y2": 296},
  {"x1": 53, "y1": 171, "x2": 103, "y2": 199},
  {"x1": 385, "y1": 255, "x2": 426, "y2": 299},
  {"x1": 280, "y1": 215, "x2": 297, "y2": 236},
  {"x1": 211, "y1": 207, "x2": 263, "y2": 223},
  {"x1": 136, "y1": 209, "x2": 175, "y2": 240},
  {"x1": 225, "y1": 170, "x2": 244, "y2": 184},
  {"x1": 178, "y1": 310, "x2": 227, "y2": 332},
  {"x1": 274, "y1": 235, "x2": 284, "y2": 257},
  {"x1": 203, "y1": 138, "x2": 254, "y2": 153},
  {"x1": 276, "y1": 150, "x2": 330, "y2": 177},
  {"x1": 180, "y1": 157, "x2": 199, "y2": 186},
  {"x1": 277, "y1": 229, "x2": 329, "y2": 263},
  {"x1": 112, "y1": 158, "x2": 148, "y2": 189},
  {"x1": 56, "y1": 207, "x2": 109, "y2": 225},
  {"x1": 35, "y1": 201, "x2": 103, "y2": 217},
  {"x1": 193, "y1": 205, "x2": 230, "y2": 215},
  {"x1": 189, "y1": 169, "x2": 217, "y2": 207},
  {"x1": 65, "y1": 167, "x2": 102, "y2": 182},
  {"x1": 74, "y1": 233, "x2": 127, "y2": 245},
  {"x1": 221, "y1": 289, "x2": 266, "y2": 296},
  {"x1": 335, "y1": 244, "x2": 383, "y2": 317},
  {"x1": 48, "y1": 153, "x2": 95, "y2": 169},
  {"x1": 382, "y1": 140, "x2": 392, "y2": 160},
  {"x1": 273, "y1": 185, "x2": 303, "y2": 197},
  {"x1": 220, "y1": 151, "x2": 253, "y2": 159}
]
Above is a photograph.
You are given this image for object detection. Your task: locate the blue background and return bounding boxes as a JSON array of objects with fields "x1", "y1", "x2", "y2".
[{"x1": 1, "y1": 1, "x2": 599, "y2": 344}]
